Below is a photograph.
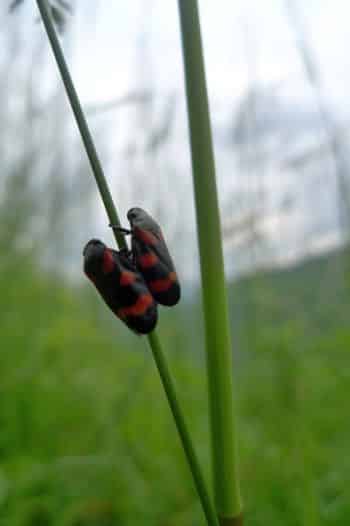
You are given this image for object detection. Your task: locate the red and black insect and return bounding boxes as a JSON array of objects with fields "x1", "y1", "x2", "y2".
[
  {"x1": 116, "y1": 208, "x2": 181, "y2": 307},
  {"x1": 83, "y1": 239, "x2": 158, "y2": 334}
]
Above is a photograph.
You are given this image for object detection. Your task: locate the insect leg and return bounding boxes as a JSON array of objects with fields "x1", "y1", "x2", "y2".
[{"x1": 109, "y1": 224, "x2": 132, "y2": 235}]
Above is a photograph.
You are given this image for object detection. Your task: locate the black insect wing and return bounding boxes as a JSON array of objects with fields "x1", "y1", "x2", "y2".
[
  {"x1": 127, "y1": 208, "x2": 181, "y2": 306},
  {"x1": 83, "y1": 239, "x2": 158, "y2": 334},
  {"x1": 115, "y1": 250, "x2": 158, "y2": 334}
]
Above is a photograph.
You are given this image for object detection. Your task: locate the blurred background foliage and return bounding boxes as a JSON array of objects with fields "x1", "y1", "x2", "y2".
[{"x1": 1, "y1": 1, "x2": 350, "y2": 525}]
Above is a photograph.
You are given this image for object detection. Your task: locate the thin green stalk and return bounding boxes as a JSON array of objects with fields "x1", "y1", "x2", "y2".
[
  {"x1": 147, "y1": 332, "x2": 219, "y2": 526},
  {"x1": 177, "y1": 1, "x2": 243, "y2": 524},
  {"x1": 36, "y1": 1, "x2": 218, "y2": 525}
]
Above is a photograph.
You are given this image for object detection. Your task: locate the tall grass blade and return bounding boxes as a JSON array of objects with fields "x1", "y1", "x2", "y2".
[{"x1": 177, "y1": 1, "x2": 243, "y2": 523}]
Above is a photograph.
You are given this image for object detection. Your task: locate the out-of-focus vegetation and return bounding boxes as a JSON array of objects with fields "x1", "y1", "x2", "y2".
[{"x1": 0, "y1": 245, "x2": 349, "y2": 525}]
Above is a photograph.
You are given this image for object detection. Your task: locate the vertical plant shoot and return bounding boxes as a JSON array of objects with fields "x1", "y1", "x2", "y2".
[{"x1": 177, "y1": 1, "x2": 243, "y2": 524}]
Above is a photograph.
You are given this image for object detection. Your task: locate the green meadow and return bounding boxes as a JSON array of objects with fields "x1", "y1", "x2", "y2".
[{"x1": 1, "y1": 247, "x2": 348, "y2": 525}]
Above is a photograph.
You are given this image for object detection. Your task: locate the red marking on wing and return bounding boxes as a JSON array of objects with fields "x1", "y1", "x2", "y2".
[
  {"x1": 117, "y1": 293, "x2": 154, "y2": 318},
  {"x1": 120, "y1": 271, "x2": 137, "y2": 286},
  {"x1": 149, "y1": 272, "x2": 177, "y2": 293},
  {"x1": 138, "y1": 252, "x2": 159, "y2": 268},
  {"x1": 103, "y1": 249, "x2": 115, "y2": 274},
  {"x1": 134, "y1": 227, "x2": 159, "y2": 246}
]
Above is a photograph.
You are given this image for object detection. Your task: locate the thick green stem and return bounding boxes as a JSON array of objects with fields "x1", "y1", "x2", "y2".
[
  {"x1": 36, "y1": 1, "x2": 218, "y2": 524},
  {"x1": 177, "y1": 0, "x2": 243, "y2": 522}
]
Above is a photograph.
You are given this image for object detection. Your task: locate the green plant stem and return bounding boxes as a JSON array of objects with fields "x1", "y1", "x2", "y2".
[
  {"x1": 177, "y1": 1, "x2": 243, "y2": 523},
  {"x1": 36, "y1": 2, "x2": 218, "y2": 525},
  {"x1": 148, "y1": 332, "x2": 219, "y2": 526}
]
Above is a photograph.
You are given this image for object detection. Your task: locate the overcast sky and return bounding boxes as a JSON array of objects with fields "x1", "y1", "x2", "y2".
[
  {"x1": 4, "y1": 1, "x2": 350, "y2": 279},
  {"x1": 68, "y1": 0, "x2": 350, "y2": 111}
]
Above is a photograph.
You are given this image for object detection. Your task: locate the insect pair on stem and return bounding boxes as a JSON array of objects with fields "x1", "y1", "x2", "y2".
[{"x1": 83, "y1": 207, "x2": 181, "y2": 334}]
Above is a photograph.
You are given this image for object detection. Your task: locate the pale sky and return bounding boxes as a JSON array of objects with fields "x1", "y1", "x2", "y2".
[
  {"x1": 69, "y1": 0, "x2": 350, "y2": 109},
  {"x1": 4, "y1": 1, "x2": 350, "y2": 279}
]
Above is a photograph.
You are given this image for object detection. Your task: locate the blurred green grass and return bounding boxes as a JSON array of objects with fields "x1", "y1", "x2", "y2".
[{"x1": 0, "y1": 248, "x2": 349, "y2": 525}]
